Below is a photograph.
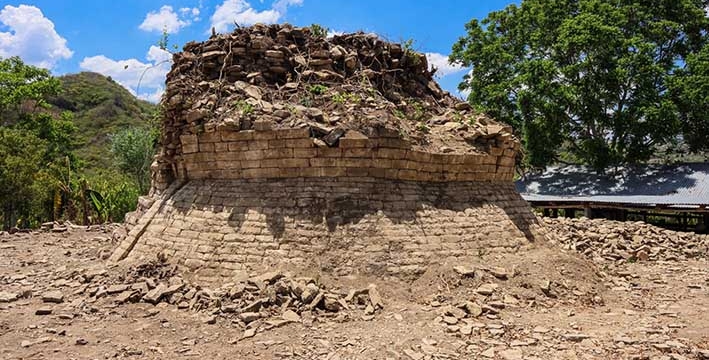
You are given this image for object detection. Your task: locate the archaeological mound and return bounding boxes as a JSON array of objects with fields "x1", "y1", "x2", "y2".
[{"x1": 111, "y1": 24, "x2": 546, "y2": 282}]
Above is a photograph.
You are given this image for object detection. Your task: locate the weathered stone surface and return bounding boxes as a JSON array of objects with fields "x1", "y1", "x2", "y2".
[
  {"x1": 41, "y1": 290, "x2": 64, "y2": 303},
  {"x1": 0, "y1": 291, "x2": 19, "y2": 303}
]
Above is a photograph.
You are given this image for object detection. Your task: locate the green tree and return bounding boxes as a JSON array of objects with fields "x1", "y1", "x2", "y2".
[
  {"x1": 0, "y1": 56, "x2": 60, "y2": 123},
  {"x1": 0, "y1": 128, "x2": 46, "y2": 229},
  {"x1": 671, "y1": 43, "x2": 709, "y2": 153},
  {"x1": 0, "y1": 57, "x2": 78, "y2": 229},
  {"x1": 451, "y1": 0, "x2": 708, "y2": 172},
  {"x1": 110, "y1": 127, "x2": 156, "y2": 193}
]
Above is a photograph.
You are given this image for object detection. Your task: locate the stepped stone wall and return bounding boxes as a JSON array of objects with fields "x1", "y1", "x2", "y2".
[
  {"x1": 111, "y1": 126, "x2": 538, "y2": 282},
  {"x1": 114, "y1": 177, "x2": 541, "y2": 282}
]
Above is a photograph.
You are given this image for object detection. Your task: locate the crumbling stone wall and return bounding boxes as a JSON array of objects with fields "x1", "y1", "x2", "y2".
[{"x1": 176, "y1": 127, "x2": 516, "y2": 183}]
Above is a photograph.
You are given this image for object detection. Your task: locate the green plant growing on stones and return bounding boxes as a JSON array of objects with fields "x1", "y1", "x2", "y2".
[
  {"x1": 393, "y1": 109, "x2": 406, "y2": 119},
  {"x1": 416, "y1": 121, "x2": 430, "y2": 133},
  {"x1": 234, "y1": 100, "x2": 254, "y2": 116},
  {"x1": 411, "y1": 101, "x2": 426, "y2": 121},
  {"x1": 310, "y1": 24, "x2": 328, "y2": 38},
  {"x1": 300, "y1": 96, "x2": 313, "y2": 107},
  {"x1": 308, "y1": 84, "x2": 328, "y2": 95},
  {"x1": 453, "y1": 112, "x2": 464, "y2": 123},
  {"x1": 332, "y1": 92, "x2": 358, "y2": 104},
  {"x1": 402, "y1": 38, "x2": 421, "y2": 66}
]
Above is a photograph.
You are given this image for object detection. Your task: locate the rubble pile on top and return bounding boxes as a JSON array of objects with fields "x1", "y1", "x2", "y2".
[
  {"x1": 160, "y1": 23, "x2": 515, "y2": 160},
  {"x1": 543, "y1": 217, "x2": 709, "y2": 262}
]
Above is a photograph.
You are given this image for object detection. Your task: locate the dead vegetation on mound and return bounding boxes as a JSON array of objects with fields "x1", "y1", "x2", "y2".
[{"x1": 160, "y1": 23, "x2": 517, "y2": 160}]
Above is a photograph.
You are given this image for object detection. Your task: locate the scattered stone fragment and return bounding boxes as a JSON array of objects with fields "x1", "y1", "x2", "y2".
[
  {"x1": 143, "y1": 284, "x2": 168, "y2": 304},
  {"x1": 476, "y1": 284, "x2": 498, "y2": 296},
  {"x1": 562, "y1": 333, "x2": 591, "y2": 342},
  {"x1": 242, "y1": 328, "x2": 256, "y2": 339},
  {"x1": 489, "y1": 267, "x2": 508, "y2": 279},
  {"x1": 41, "y1": 290, "x2": 64, "y2": 303},
  {"x1": 480, "y1": 348, "x2": 496, "y2": 358},
  {"x1": 282, "y1": 310, "x2": 300, "y2": 323},
  {"x1": 368, "y1": 284, "x2": 384, "y2": 309},
  {"x1": 403, "y1": 349, "x2": 424, "y2": 360},
  {"x1": 453, "y1": 266, "x2": 475, "y2": 277},
  {"x1": 35, "y1": 307, "x2": 53, "y2": 315},
  {"x1": 0, "y1": 291, "x2": 19, "y2": 303},
  {"x1": 464, "y1": 302, "x2": 483, "y2": 317}
]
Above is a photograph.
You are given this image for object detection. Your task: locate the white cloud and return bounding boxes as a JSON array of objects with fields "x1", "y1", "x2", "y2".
[
  {"x1": 425, "y1": 52, "x2": 466, "y2": 77},
  {"x1": 80, "y1": 46, "x2": 172, "y2": 103},
  {"x1": 180, "y1": 7, "x2": 201, "y2": 21},
  {"x1": 326, "y1": 29, "x2": 343, "y2": 38},
  {"x1": 210, "y1": 0, "x2": 302, "y2": 33},
  {"x1": 139, "y1": 5, "x2": 192, "y2": 34},
  {"x1": 272, "y1": 0, "x2": 303, "y2": 13},
  {"x1": 0, "y1": 5, "x2": 72, "y2": 69}
]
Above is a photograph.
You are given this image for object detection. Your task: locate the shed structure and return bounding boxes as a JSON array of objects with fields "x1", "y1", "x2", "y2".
[{"x1": 516, "y1": 163, "x2": 709, "y2": 232}]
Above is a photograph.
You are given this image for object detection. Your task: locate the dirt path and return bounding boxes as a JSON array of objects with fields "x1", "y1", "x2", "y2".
[{"x1": 1, "y1": 228, "x2": 708, "y2": 359}]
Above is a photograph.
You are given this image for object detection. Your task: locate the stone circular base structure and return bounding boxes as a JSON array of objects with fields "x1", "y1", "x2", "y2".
[
  {"x1": 112, "y1": 128, "x2": 544, "y2": 283},
  {"x1": 112, "y1": 25, "x2": 547, "y2": 283}
]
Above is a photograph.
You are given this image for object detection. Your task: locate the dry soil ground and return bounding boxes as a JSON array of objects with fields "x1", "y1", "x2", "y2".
[{"x1": 0, "y1": 227, "x2": 708, "y2": 360}]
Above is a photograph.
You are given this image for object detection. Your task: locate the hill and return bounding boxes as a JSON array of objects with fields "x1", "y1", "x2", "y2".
[{"x1": 47, "y1": 72, "x2": 157, "y2": 169}]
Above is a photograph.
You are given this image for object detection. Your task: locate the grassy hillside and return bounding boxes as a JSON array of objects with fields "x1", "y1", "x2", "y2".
[{"x1": 47, "y1": 72, "x2": 157, "y2": 169}]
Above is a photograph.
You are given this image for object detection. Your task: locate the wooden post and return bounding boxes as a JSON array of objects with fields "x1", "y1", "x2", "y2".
[
  {"x1": 584, "y1": 206, "x2": 593, "y2": 219},
  {"x1": 552, "y1": 209, "x2": 558, "y2": 218},
  {"x1": 543, "y1": 208, "x2": 550, "y2": 217}
]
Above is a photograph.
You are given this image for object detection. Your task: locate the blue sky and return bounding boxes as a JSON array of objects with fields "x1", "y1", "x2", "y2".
[{"x1": 0, "y1": 0, "x2": 517, "y2": 102}]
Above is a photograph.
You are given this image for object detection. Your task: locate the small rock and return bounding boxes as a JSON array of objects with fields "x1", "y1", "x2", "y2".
[
  {"x1": 562, "y1": 333, "x2": 590, "y2": 342},
  {"x1": 282, "y1": 310, "x2": 300, "y2": 323},
  {"x1": 368, "y1": 284, "x2": 384, "y2": 309},
  {"x1": 442, "y1": 316, "x2": 458, "y2": 325},
  {"x1": 41, "y1": 290, "x2": 64, "y2": 303},
  {"x1": 242, "y1": 328, "x2": 256, "y2": 339},
  {"x1": 453, "y1": 266, "x2": 475, "y2": 277},
  {"x1": 143, "y1": 284, "x2": 168, "y2": 304},
  {"x1": 464, "y1": 302, "x2": 483, "y2": 317},
  {"x1": 239, "y1": 312, "x2": 261, "y2": 323},
  {"x1": 75, "y1": 338, "x2": 88, "y2": 345},
  {"x1": 106, "y1": 284, "x2": 129, "y2": 294},
  {"x1": 499, "y1": 349, "x2": 523, "y2": 360},
  {"x1": 480, "y1": 348, "x2": 496, "y2": 358},
  {"x1": 476, "y1": 284, "x2": 498, "y2": 296},
  {"x1": 35, "y1": 307, "x2": 53, "y2": 315},
  {"x1": 489, "y1": 267, "x2": 508, "y2": 279},
  {"x1": 0, "y1": 291, "x2": 19, "y2": 303},
  {"x1": 444, "y1": 305, "x2": 466, "y2": 319},
  {"x1": 403, "y1": 349, "x2": 424, "y2": 360}
]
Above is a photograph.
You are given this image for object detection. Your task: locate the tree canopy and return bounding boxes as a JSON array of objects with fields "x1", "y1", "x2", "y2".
[{"x1": 451, "y1": 0, "x2": 709, "y2": 172}]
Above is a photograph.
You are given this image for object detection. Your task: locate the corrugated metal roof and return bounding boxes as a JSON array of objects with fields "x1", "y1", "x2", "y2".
[{"x1": 515, "y1": 163, "x2": 709, "y2": 207}]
